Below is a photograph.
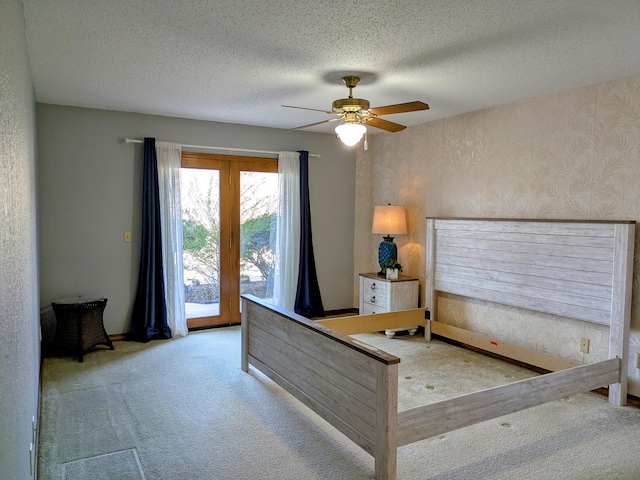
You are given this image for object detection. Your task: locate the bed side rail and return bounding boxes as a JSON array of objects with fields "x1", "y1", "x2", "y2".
[{"x1": 396, "y1": 357, "x2": 620, "y2": 447}]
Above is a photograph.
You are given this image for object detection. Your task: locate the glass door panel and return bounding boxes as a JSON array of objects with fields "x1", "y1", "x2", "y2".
[
  {"x1": 181, "y1": 168, "x2": 223, "y2": 327},
  {"x1": 239, "y1": 171, "x2": 278, "y2": 304}
]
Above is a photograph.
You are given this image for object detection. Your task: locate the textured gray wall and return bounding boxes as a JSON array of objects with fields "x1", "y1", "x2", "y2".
[
  {"x1": 0, "y1": 0, "x2": 40, "y2": 478},
  {"x1": 37, "y1": 104, "x2": 356, "y2": 334}
]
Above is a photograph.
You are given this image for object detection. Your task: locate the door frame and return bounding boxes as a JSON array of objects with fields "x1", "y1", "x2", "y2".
[{"x1": 182, "y1": 152, "x2": 277, "y2": 328}]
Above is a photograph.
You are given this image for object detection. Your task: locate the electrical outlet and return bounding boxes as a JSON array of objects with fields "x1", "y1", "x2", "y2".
[
  {"x1": 636, "y1": 353, "x2": 640, "y2": 369},
  {"x1": 124, "y1": 231, "x2": 132, "y2": 242},
  {"x1": 580, "y1": 337, "x2": 590, "y2": 354}
]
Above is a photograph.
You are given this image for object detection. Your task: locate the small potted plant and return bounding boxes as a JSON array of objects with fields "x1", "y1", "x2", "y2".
[{"x1": 381, "y1": 259, "x2": 403, "y2": 280}]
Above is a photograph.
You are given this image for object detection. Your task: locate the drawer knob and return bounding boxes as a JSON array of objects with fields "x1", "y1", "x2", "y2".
[
  {"x1": 371, "y1": 296, "x2": 376, "y2": 303},
  {"x1": 370, "y1": 283, "x2": 376, "y2": 290}
]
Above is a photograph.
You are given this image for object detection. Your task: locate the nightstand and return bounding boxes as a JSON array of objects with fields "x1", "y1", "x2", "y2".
[
  {"x1": 359, "y1": 273, "x2": 419, "y2": 338},
  {"x1": 51, "y1": 297, "x2": 114, "y2": 362}
]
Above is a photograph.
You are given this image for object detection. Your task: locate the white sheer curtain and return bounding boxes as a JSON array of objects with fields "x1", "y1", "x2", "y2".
[
  {"x1": 156, "y1": 141, "x2": 188, "y2": 337},
  {"x1": 272, "y1": 152, "x2": 300, "y2": 310}
]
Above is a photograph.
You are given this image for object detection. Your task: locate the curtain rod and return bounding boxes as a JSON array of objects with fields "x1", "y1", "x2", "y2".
[{"x1": 124, "y1": 138, "x2": 320, "y2": 158}]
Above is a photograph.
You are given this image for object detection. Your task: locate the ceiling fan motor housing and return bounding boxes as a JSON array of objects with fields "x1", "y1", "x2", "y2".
[{"x1": 332, "y1": 97, "x2": 370, "y2": 115}]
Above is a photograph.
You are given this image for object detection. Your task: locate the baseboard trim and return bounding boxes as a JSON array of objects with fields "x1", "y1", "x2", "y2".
[
  {"x1": 110, "y1": 309, "x2": 359, "y2": 339},
  {"x1": 323, "y1": 308, "x2": 358, "y2": 317}
]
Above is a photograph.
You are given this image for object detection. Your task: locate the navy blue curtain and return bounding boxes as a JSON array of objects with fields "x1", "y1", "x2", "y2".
[
  {"x1": 128, "y1": 138, "x2": 171, "y2": 342},
  {"x1": 294, "y1": 151, "x2": 325, "y2": 318}
]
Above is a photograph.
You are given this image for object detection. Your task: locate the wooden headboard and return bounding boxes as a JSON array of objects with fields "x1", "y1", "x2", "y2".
[{"x1": 425, "y1": 218, "x2": 635, "y2": 402}]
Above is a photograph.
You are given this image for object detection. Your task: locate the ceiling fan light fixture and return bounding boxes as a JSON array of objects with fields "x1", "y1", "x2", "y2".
[
  {"x1": 335, "y1": 122, "x2": 366, "y2": 147},
  {"x1": 285, "y1": 75, "x2": 428, "y2": 136}
]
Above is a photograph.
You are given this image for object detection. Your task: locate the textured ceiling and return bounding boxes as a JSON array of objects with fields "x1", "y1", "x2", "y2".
[{"x1": 22, "y1": 0, "x2": 640, "y2": 134}]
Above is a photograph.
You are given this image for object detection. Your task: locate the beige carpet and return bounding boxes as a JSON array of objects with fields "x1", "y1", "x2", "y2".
[{"x1": 38, "y1": 327, "x2": 640, "y2": 479}]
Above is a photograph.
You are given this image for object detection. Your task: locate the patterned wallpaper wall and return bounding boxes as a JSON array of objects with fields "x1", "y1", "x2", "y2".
[{"x1": 355, "y1": 75, "x2": 640, "y2": 397}]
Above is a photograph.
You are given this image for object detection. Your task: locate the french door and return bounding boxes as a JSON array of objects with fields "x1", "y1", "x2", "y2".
[{"x1": 181, "y1": 152, "x2": 278, "y2": 328}]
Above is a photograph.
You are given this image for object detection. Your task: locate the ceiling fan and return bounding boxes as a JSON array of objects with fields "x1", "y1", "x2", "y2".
[{"x1": 283, "y1": 76, "x2": 429, "y2": 147}]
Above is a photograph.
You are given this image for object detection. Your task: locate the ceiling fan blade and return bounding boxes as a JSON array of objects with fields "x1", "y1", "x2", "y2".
[
  {"x1": 363, "y1": 117, "x2": 406, "y2": 132},
  {"x1": 368, "y1": 101, "x2": 429, "y2": 116},
  {"x1": 282, "y1": 105, "x2": 334, "y2": 115},
  {"x1": 291, "y1": 117, "x2": 341, "y2": 130}
]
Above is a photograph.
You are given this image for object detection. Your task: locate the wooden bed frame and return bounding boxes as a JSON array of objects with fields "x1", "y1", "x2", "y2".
[{"x1": 241, "y1": 218, "x2": 634, "y2": 480}]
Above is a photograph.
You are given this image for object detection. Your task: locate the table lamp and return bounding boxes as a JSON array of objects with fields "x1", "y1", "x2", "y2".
[{"x1": 372, "y1": 205, "x2": 407, "y2": 275}]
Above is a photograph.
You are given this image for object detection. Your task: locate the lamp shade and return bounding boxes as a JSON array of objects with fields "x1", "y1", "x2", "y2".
[
  {"x1": 372, "y1": 205, "x2": 407, "y2": 235},
  {"x1": 335, "y1": 123, "x2": 366, "y2": 147}
]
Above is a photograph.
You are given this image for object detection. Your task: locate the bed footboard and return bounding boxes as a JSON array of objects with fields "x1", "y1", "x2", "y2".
[{"x1": 241, "y1": 295, "x2": 400, "y2": 480}]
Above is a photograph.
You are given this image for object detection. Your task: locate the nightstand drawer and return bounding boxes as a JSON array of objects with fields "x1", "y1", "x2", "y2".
[
  {"x1": 362, "y1": 303, "x2": 386, "y2": 315},
  {"x1": 363, "y1": 277, "x2": 388, "y2": 295},
  {"x1": 363, "y1": 290, "x2": 386, "y2": 307}
]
